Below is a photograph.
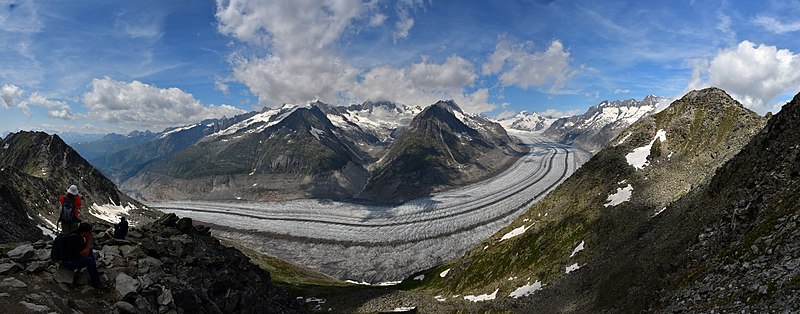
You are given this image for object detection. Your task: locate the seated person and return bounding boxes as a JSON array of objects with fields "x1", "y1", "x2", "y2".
[
  {"x1": 62, "y1": 222, "x2": 107, "y2": 289},
  {"x1": 104, "y1": 217, "x2": 129, "y2": 240}
]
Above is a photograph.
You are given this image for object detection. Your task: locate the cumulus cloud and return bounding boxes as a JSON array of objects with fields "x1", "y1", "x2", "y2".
[
  {"x1": 482, "y1": 38, "x2": 576, "y2": 92},
  {"x1": 693, "y1": 41, "x2": 800, "y2": 113},
  {"x1": 351, "y1": 56, "x2": 495, "y2": 113},
  {"x1": 216, "y1": 0, "x2": 365, "y2": 105},
  {"x1": 82, "y1": 77, "x2": 245, "y2": 131},
  {"x1": 20, "y1": 93, "x2": 74, "y2": 119},
  {"x1": 1, "y1": 84, "x2": 22, "y2": 108},
  {"x1": 214, "y1": 79, "x2": 230, "y2": 95},
  {"x1": 753, "y1": 16, "x2": 800, "y2": 34}
]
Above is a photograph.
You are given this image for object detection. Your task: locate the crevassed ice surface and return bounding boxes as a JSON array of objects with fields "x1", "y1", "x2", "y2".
[{"x1": 153, "y1": 131, "x2": 591, "y2": 282}]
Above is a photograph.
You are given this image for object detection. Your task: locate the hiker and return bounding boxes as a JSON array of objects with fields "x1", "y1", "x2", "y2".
[
  {"x1": 58, "y1": 185, "x2": 82, "y2": 234},
  {"x1": 62, "y1": 222, "x2": 106, "y2": 289},
  {"x1": 104, "y1": 217, "x2": 129, "y2": 239}
]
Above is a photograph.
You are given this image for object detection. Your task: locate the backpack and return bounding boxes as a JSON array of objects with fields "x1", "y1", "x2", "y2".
[
  {"x1": 51, "y1": 233, "x2": 70, "y2": 262},
  {"x1": 59, "y1": 195, "x2": 76, "y2": 224}
]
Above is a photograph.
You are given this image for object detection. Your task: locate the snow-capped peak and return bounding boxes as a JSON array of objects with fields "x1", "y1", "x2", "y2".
[{"x1": 495, "y1": 111, "x2": 555, "y2": 132}]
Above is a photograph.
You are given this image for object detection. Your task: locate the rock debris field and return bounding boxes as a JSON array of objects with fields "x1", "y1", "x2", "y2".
[{"x1": 153, "y1": 132, "x2": 591, "y2": 282}]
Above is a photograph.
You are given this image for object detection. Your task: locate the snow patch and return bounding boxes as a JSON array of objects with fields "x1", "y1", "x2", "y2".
[
  {"x1": 565, "y1": 263, "x2": 581, "y2": 274},
  {"x1": 413, "y1": 274, "x2": 424, "y2": 281},
  {"x1": 89, "y1": 202, "x2": 134, "y2": 224},
  {"x1": 434, "y1": 295, "x2": 447, "y2": 302},
  {"x1": 654, "y1": 207, "x2": 667, "y2": 216},
  {"x1": 160, "y1": 124, "x2": 198, "y2": 138},
  {"x1": 509, "y1": 281, "x2": 543, "y2": 298},
  {"x1": 500, "y1": 224, "x2": 532, "y2": 241},
  {"x1": 252, "y1": 183, "x2": 258, "y2": 187},
  {"x1": 605, "y1": 184, "x2": 633, "y2": 207},
  {"x1": 569, "y1": 241, "x2": 585, "y2": 258},
  {"x1": 37, "y1": 225, "x2": 56, "y2": 239},
  {"x1": 2, "y1": 143, "x2": 8, "y2": 149},
  {"x1": 439, "y1": 268, "x2": 451, "y2": 278},
  {"x1": 387, "y1": 307, "x2": 416, "y2": 312},
  {"x1": 464, "y1": 289, "x2": 499, "y2": 302},
  {"x1": 305, "y1": 297, "x2": 326, "y2": 304},
  {"x1": 615, "y1": 133, "x2": 632, "y2": 146},
  {"x1": 309, "y1": 127, "x2": 324, "y2": 140},
  {"x1": 625, "y1": 129, "x2": 666, "y2": 169}
]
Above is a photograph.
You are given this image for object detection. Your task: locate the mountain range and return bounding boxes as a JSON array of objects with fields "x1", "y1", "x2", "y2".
[{"x1": 76, "y1": 100, "x2": 523, "y2": 204}]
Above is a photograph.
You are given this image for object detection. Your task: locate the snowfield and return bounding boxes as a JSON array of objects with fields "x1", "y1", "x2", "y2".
[{"x1": 153, "y1": 132, "x2": 591, "y2": 282}]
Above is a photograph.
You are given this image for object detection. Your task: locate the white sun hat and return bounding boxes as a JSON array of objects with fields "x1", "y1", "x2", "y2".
[{"x1": 67, "y1": 185, "x2": 79, "y2": 195}]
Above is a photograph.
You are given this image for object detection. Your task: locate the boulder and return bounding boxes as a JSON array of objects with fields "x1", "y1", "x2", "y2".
[
  {"x1": 0, "y1": 262, "x2": 20, "y2": 275},
  {"x1": 116, "y1": 273, "x2": 140, "y2": 298},
  {"x1": 156, "y1": 213, "x2": 179, "y2": 227},
  {"x1": 25, "y1": 261, "x2": 46, "y2": 273},
  {"x1": 53, "y1": 267, "x2": 75, "y2": 284},
  {"x1": 175, "y1": 218, "x2": 193, "y2": 234},
  {"x1": 18, "y1": 301, "x2": 49, "y2": 313},
  {"x1": 34, "y1": 249, "x2": 50, "y2": 261},
  {"x1": 115, "y1": 301, "x2": 138, "y2": 314},
  {"x1": 158, "y1": 289, "x2": 173, "y2": 306},
  {"x1": 7, "y1": 243, "x2": 35, "y2": 262},
  {"x1": 0, "y1": 277, "x2": 28, "y2": 289},
  {"x1": 75, "y1": 270, "x2": 91, "y2": 286}
]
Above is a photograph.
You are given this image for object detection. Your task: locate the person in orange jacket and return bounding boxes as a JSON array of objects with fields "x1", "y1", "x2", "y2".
[{"x1": 58, "y1": 184, "x2": 82, "y2": 234}]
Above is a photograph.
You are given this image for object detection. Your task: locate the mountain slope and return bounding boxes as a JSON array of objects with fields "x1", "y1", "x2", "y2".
[
  {"x1": 358, "y1": 100, "x2": 525, "y2": 203},
  {"x1": 408, "y1": 88, "x2": 766, "y2": 311},
  {"x1": 544, "y1": 95, "x2": 664, "y2": 152},
  {"x1": 0, "y1": 131, "x2": 160, "y2": 242},
  {"x1": 125, "y1": 105, "x2": 370, "y2": 201}
]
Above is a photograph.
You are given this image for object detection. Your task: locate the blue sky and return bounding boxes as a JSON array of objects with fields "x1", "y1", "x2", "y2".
[{"x1": 1, "y1": 0, "x2": 800, "y2": 134}]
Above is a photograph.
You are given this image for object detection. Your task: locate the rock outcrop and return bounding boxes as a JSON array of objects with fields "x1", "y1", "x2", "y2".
[{"x1": 0, "y1": 214, "x2": 306, "y2": 313}]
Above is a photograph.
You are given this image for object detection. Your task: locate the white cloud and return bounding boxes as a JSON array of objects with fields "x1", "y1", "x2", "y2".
[
  {"x1": 0, "y1": 0, "x2": 43, "y2": 34},
  {"x1": 82, "y1": 77, "x2": 246, "y2": 131},
  {"x1": 483, "y1": 38, "x2": 576, "y2": 92},
  {"x1": 697, "y1": 41, "x2": 800, "y2": 113},
  {"x1": 613, "y1": 89, "x2": 630, "y2": 94},
  {"x1": 369, "y1": 13, "x2": 387, "y2": 26},
  {"x1": 351, "y1": 56, "x2": 495, "y2": 113},
  {"x1": 1, "y1": 84, "x2": 22, "y2": 108},
  {"x1": 753, "y1": 16, "x2": 800, "y2": 34},
  {"x1": 20, "y1": 92, "x2": 74, "y2": 119},
  {"x1": 214, "y1": 79, "x2": 230, "y2": 95},
  {"x1": 393, "y1": 0, "x2": 427, "y2": 42},
  {"x1": 540, "y1": 108, "x2": 581, "y2": 119},
  {"x1": 216, "y1": 0, "x2": 366, "y2": 105}
]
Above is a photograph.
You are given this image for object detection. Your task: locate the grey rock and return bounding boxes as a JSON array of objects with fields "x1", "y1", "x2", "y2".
[
  {"x1": 0, "y1": 292, "x2": 9, "y2": 297},
  {"x1": 7, "y1": 243, "x2": 35, "y2": 262},
  {"x1": 0, "y1": 277, "x2": 28, "y2": 288},
  {"x1": 115, "y1": 273, "x2": 140, "y2": 298},
  {"x1": 35, "y1": 249, "x2": 50, "y2": 261},
  {"x1": 53, "y1": 267, "x2": 75, "y2": 284},
  {"x1": 0, "y1": 262, "x2": 20, "y2": 275},
  {"x1": 73, "y1": 299, "x2": 91, "y2": 309},
  {"x1": 176, "y1": 218, "x2": 193, "y2": 234},
  {"x1": 157, "y1": 289, "x2": 173, "y2": 306},
  {"x1": 26, "y1": 261, "x2": 46, "y2": 273},
  {"x1": 115, "y1": 301, "x2": 137, "y2": 314},
  {"x1": 137, "y1": 257, "x2": 164, "y2": 276},
  {"x1": 119, "y1": 245, "x2": 136, "y2": 257},
  {"x1": 19, "y1": 301, "x2": 49, "y2": 312},
  {"x1": 134, "y1": 295, "x2": 151, "y2": 311}
]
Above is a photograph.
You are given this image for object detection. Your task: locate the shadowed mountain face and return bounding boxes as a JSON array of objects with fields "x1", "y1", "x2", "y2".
[
  {"x1": 410, "y1": 88, "x2": 770, "y2": 312},
  {"x1": 119, "y1": 100, "x2": 524, "y2": 204},
  {"x1": 359, "y1": 101, "x2": 524, "y2": 203},
  {"x1": 0, "y1": 131, "x2": 160, "y2": 242}
]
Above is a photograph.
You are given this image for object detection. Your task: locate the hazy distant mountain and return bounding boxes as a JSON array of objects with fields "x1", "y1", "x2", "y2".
[
  {"x1": 543, "y1": 95, "x2": 665, "y2": 152},
  {"x1": 495, "y1": 111, "x2": 555, "y2": 132}
]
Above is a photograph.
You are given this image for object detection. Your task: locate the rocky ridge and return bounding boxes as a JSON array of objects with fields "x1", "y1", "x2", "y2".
[
  {"x1": 544, "y1": 95, "x2": 665, "y2": 152},
  {"x1": 0, "y1": 213, "x2": 306, "y2": 313}
]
